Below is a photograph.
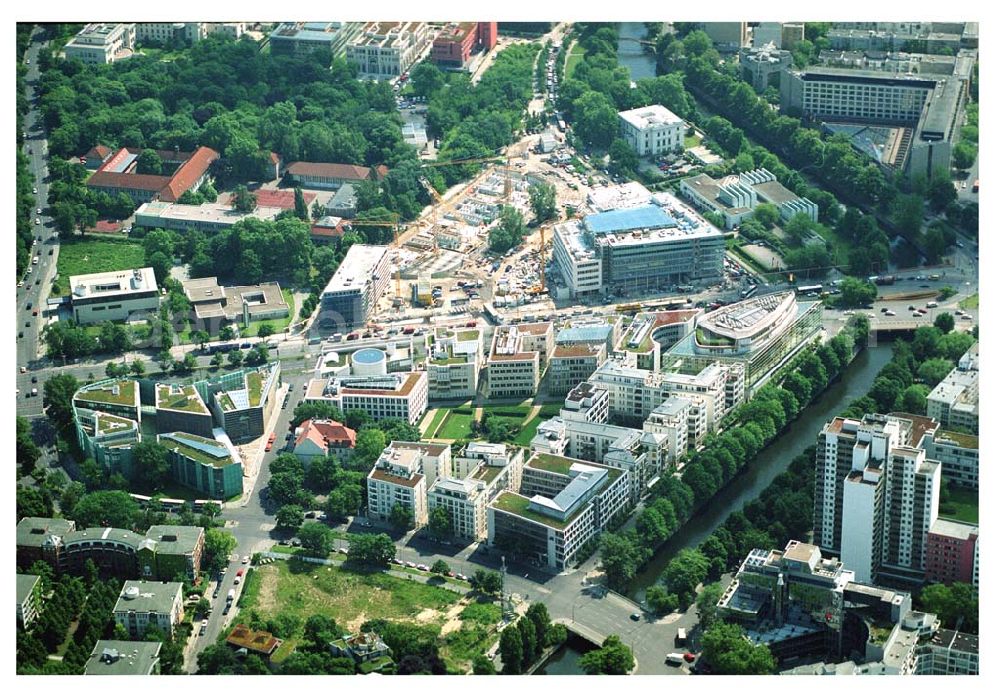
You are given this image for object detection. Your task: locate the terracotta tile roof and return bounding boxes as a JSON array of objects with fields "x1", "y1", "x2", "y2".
[
  {"x1": 295, "y1": 419, "x2": 357, "y2": 452},
  {"x1": 160, "y1": 146, "x2": 220, "y2": 202},
  {"x1": 85, "y1": 144, "x2": 112, "y2": 161},
  {"x1": 375, "y1": 164, "x2": 389, "y2": 179},
  {"x1": 286, "y1": 161, "x2": 372, "y2": 181},
  {"x1": 87, "y1": 146, "x2": 219, "y2": 201},
  {"x1": 87, "y1": 170, "x2": 173, "y2": 192}
]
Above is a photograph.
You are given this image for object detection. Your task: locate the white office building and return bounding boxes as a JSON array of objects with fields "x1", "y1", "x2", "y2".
[
  {"x1": 427, "y1": 443, "x2": 524, "y2": 541},
  {"x1": 366, "y1": 441, "x2": 451, "y2": 528},
  {"x1": 64, "y1": 23, "x2": 135, "y2": 65},
  {"x1": 618, "y1": 105, "x2": 685, "y2": 156},
  {"x1": 69, "y1": 268, "x2": 160, "y2": 325},
  {"x1": 346, "y1": 21, "x2": 435, "y2": 80}
]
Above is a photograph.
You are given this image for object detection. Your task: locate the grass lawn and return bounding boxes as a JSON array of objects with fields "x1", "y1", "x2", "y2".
[
  {"x1": 438, "y1": 412, "x2": 475, "y2": 440},
  {"x1": 246, "y1": 288, "x2": 296, "y2": 337},
  {"x1": 939, "y1": 487, "x2": 978, "y2": 524},
  {"x1": 53, "y1": 238, "x2": 146, "y2": 296},
  {"x1": 248, "y1": 557, "x2": 460, "y2": 625},
  {"x1": 514, "y1": 415, "x2": 546, "y2": 447},
  {"x1": 959, "y1": 293, "x2": 979, "y2": 310},
  {"x1": 422, "y1": 408, "x2": 449, "y2": 438},
  {"x1": 565, "y1": 44, "x2": 585, "y2": 78},
  {"x1": 684, "y1": 133, "x2": 701, "y2": 149},
  {"x1": 480, "y1": 403, "x2": 531, "y2": 419},
  {"x1": 243, "y1": 557, "x2": 463, "y2": 661}
]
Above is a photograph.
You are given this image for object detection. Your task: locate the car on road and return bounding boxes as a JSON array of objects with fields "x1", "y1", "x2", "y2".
[
  {"x1": 241, "y1": 555, "x2": 249, "y2": 564},
  {"x1": 908, "y1": 305, "x2": 916, "y2": 311},
  {"x1": 630, "y1": 613, "x2": 641, "y2": 621},
  {"x1": 32, "y1": 187, "x2": 36, "y2": 194},
  {"x1": 912, "y1": 312, "x2": 922, "y2": 317},
  {"x1": 683, "y1": 653, "x2": 697, "y2": 663},
  {"x1": 17, "y1": 281, "x2": 23, "y2": 287},
  {"x1": 31, "y1": 376, "x2": 37, "y2": 383},
  {"x1": 885, "y1": 310, "x2": 896, "y2": 317},
  {"x1": 406, "y1": 561, "x2": 417, "y2": 568}
]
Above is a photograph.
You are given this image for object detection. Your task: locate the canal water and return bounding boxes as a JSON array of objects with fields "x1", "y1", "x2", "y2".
[
  {"x1": 535, "y1": 632, "x2": 597, "y2": 675},
  {"x1": 628, "y1": 344, "x2": 893, "y2": 598},
  {"x1": 617, "y1": 23, "x2": 658, "y2": 81}
]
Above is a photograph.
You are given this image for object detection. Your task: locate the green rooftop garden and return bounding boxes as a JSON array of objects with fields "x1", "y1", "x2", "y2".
[
  {"x1": 431, "y1": 344, "x2": 468, "y2": 366},
  {"x1": 157, "y1": 385, "x2": 208, "y2": 413},
  {"x1": 76, "y1": 380, "x2": 136, "y2": 407},
  {"x1": 457, "y1": 330, "x2": 479, "y2": 341},
  {"x1": 247, "y1": 371, "x2": 263, "y2": 406},
  {"x1": 96, "y1": 413, "x2": 136, "y2": 434},
  {"x1": 492, "y1": 492, "x2": 573, "y2": 530},
  {"x1": 163, "y1": 433, "x2": 233, "y2": 468},
  {"x1": 218, "y1": 393, "x2": 236, "y2": 411},
  {"x1": 695, "y1": 326, "x2": 736, "y2": 347},
  {"x1": 525, "y1": 452, "x2": 575, "y2": 475},
  {"x1": 472, "y1": 465, "x2": 503, "y2": 485}
]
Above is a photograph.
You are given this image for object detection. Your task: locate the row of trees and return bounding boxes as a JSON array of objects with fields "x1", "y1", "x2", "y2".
[
  {"x1": 497, "y1": 603, "x2": 566, "y2": 674},
  {"x1": 423, "y1": 43, "x2": 541, "y2": 187},
  {"x1": 37, "y1": 36, "x2": 415, "y2": 181},
  {"x1": 601, "y1": 331, "x2": 857, "y2": 592}
]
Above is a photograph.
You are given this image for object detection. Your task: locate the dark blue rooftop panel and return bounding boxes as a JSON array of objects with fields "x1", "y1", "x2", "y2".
[{"x1": 583, "y1": 204, "x2": 675, "y2": 235}]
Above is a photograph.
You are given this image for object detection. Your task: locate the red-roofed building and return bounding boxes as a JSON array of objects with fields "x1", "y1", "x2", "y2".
[
  {"x1": 431, "y1": 22, "x2": 497, "y2": 68},
  {"x1": 310, "y1": 216, "x2": 346, "y2": 245},
  {"x1": 83, "y1": 144, "x2": 113, "y2": 170},
  {"x1": 284, "y1": 161, "x2": 382, "y2": 190},
  {"x1": 292, "y1": 418, "x2": 357, "y2": 463},
  {"x1": 85, "y1": 146, "x2": 219, "y2": 204}
]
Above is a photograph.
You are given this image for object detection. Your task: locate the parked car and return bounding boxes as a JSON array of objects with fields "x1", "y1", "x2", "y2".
[{"x1": 241, "y1": 555, "x2": 250, "y2": 564}]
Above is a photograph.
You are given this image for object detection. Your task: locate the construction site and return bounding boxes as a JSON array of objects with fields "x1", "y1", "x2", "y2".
[{"x1": 358, "y1": 144, "x2": 577, "y2": 327}]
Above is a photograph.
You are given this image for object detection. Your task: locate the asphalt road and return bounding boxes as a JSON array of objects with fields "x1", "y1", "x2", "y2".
[{"x1": 16, "y1": 29, "x2": 58, "y2": 408}]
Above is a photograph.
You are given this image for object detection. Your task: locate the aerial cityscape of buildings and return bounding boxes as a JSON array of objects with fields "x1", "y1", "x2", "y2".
[{"x1": 15, "y1": 17, "x2": 979, "y2": 680}]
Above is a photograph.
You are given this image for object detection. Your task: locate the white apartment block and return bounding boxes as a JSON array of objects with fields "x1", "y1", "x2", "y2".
[
  {"x1": 618, "y1": 105, "x2": 685, "y2": 156},
  {"x1": 485, "y1": 323, "x2": 554, "y2": 399},
  {"x1": 920, "y1": 430, "x2": 978, "y2": 489},
  {"x1": 926, "y1": 349, "x2": 979, "y2": 433},
  {"x1": 113, "y1": 581, "x2": 184, "y2": 639},
  {"x1": 488, "y1": 455, "x2": 632, "y2": 570},
  {"x1": 135, "y1": 23, "x2": 205, "y2": 45},
  {"x1": 427, "y1": 443, "x2": 524, "y2": 540},
  {"x1": 426, "y1": 327, "x2": 482, "y2": 400},
  {"x1": 561, "y1": 382, "x2": 610, "y2": 424},
  {"x1": 366, "y1": 441, "x2": 450, "y2": 528},
  {"x1": 69, "y1": 267, "x2": 160, "y2": 325},
  {"x1": 64, "y1": 23, "x2": 135, "y2": 65},
  {"x1": 552, "y1": 220, "x2": 603, "y2": 295},
  {"x1": 346, "y1": 21, "x2": 435, "y2": 80},
  {"x1": 816, "y1": 413, "x2": 942, "y2": 584},
  {"x1": 642, "y1": 396, "x2": 691, "y2": 466},
  {"x1": 335, "y1": 371, "x2": 428, "y2": 426},
  {"x1": 589, "y1": 358, "x2": 739, "y2": 442}
]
